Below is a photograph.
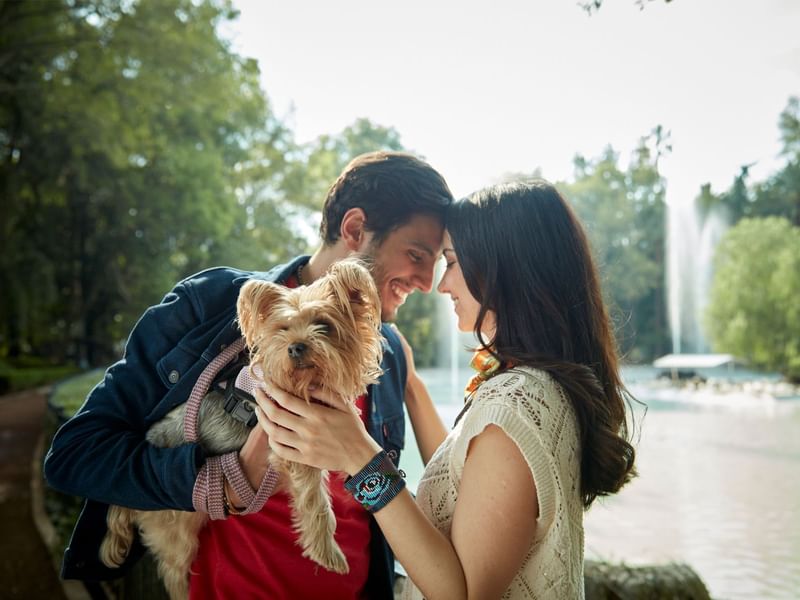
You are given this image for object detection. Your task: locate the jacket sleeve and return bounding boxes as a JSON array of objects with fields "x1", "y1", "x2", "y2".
[{"x1": 44, "y1": 281, "x2": 207, "y2": 511}]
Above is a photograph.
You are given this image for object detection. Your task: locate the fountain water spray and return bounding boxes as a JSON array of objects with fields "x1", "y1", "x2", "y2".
[{"x1": 666, "y1": 190, "x2": 730, "y2": 354}]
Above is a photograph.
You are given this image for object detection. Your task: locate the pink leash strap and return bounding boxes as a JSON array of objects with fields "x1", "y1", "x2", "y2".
[
  {"x1": 185, "y1": 336, "x2": 281, "y2": 518},
  {"x1": 183, "y1": 337, "x2": 247, "y2": 442}
]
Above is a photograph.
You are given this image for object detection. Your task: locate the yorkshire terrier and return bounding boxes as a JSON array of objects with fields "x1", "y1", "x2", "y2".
[{"x1": 99, "y1": 259, "x2": 384, "y2": 599}]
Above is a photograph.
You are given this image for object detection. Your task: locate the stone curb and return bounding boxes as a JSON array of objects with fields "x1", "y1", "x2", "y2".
[{"x1": 30, "y1": 404, "x2": 92, "y2": 600}]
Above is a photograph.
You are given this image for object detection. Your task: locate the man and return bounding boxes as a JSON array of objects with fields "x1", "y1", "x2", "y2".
[{"x1": 44, "y1": 151, "x2": 453, "y2": 599}]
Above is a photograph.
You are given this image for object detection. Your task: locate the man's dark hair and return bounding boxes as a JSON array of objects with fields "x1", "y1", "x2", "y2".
[{"x1": 319, "y1": 151, "x2": 453, "y2": 245}]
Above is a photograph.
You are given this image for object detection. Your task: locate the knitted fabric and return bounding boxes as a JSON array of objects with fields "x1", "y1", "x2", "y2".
[{"x1": 400, "y1": 367, "x2": 585, "y2": 599}]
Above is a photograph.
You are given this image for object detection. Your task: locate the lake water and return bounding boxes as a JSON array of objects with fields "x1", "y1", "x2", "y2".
[{"x1": 405, "y1": 366, "x2": 800, "y2": 600}]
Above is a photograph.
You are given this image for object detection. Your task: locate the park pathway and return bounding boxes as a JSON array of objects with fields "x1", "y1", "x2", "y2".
[{"x1": 0, "y1": 387, "x2": 68, "y2": 599}]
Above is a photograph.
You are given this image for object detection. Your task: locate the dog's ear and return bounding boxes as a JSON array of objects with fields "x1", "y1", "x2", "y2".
[
  {"x1": 326, "y1": 259, "x2": 381, "y2": 324},
  {"x1": 237, "y1": 280, "x2": 285, "y2": 347}
]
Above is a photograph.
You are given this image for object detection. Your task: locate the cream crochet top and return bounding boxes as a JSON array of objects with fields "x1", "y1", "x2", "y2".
[{"x1": 399, "y1": 367, "x2": 585, "y2": 599}]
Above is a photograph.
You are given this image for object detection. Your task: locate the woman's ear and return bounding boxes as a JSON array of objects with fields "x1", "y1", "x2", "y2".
[{"x1": 339, "y1": 208, "x2": 369, "y2": 252}]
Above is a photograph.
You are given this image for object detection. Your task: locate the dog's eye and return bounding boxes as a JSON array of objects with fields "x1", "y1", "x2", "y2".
[{"x1": 314, "y1": 320, "x2": 331, "y2": 334}]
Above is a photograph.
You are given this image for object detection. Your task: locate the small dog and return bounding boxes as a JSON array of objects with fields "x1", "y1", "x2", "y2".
[{"x1": 99, "y1": 259, "x2": 384, "y2": 599}]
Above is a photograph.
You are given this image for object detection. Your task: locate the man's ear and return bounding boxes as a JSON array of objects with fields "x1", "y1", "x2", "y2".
[
  {"x1": 340, "y1": 208, "x2": 369, "y2": 252},
  {"x1": 236, "y1": 280, "x2": 285, "y2": 348}
]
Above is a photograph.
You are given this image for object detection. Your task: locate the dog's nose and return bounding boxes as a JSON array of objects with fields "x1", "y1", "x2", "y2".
[{"x1": 288, "y1": 342, "x2": 307, "y2": 360}]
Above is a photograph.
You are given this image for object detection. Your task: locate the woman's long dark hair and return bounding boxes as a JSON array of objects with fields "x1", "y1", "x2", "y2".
[{"x1": 447, "y1": 180, "x2": 636, "y2": 508}]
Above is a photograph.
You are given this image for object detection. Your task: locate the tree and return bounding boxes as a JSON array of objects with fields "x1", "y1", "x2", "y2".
[
  {"x1": 282, "y1": 118, "x2": 405, "y2": 213},
  {"x1": 558, "y1": 134, "x2": 669, "y2": 362},
  {"x1": 749, "y1": 97, "x2": 800, "y2": 226},
  {"x1": 713, "y1": 97, "x2": 800, "y2": 226},
  {"x1": 0, "y1": 0, "x2": 81, "y2": 359},
  {"x1": 0, "y1": 0, "x2": 296, "y2": 365},
  {"x1": 706, "y1": 217, "x2": 800, "y2": 381}
]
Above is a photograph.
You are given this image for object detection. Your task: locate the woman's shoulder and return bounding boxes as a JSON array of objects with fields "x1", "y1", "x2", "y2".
[
  {"x1": 468, "y1": 366, "x2": 575, "y2": 438},
  {"x1": 452, "y1": 365, "x2": 580, "y2": 496}
]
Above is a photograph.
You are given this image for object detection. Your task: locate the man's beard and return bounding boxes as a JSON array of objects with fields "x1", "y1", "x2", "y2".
[{"x1": 354, "y1": 246, "x2": 394, "y2": 322}]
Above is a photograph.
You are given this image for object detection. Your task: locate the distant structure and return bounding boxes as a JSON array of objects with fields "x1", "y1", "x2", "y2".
[{"x1": 653, "y1": 353, "x2": 736, "y2": 381}]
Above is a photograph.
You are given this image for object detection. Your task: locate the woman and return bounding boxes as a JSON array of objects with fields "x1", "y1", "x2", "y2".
[{"x1": 258, "y1": 180, "x2": 637, "y2": 599}]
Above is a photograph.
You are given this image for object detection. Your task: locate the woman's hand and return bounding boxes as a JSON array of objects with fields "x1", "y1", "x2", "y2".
[{"x1": 254, "y1": 383, "x2": 381, "y2": 476}]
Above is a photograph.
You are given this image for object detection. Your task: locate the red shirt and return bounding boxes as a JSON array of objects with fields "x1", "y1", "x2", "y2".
[
  {"x1": 189, "y1": 399, "x2": 371, "y2": 600},
  {"x1": 189, "y1": 272, "x2": 372, "y2": 599}
]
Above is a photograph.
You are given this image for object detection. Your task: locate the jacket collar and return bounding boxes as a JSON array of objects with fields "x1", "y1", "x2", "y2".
[{"x1": 234, "y1": 255, "x2": 311, "y2": 287}]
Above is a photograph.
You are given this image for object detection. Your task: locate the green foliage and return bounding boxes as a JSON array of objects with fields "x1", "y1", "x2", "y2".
[
  {"x1": 1, "y1": 0, "x2": 435, "y2": 371},
  {"x1": 751, "y1": 161, "x2": 800, "y2": 226},
  {"x1": 714, "y1": 98, "x2": 800, "y2": 225},
  {"x1": 746, "y1": 99, "x2": 800, "y2": 225},
  {"x1": 0, "y1": 358, "x2": 79, "y2": 394},
  {"x1": 282, "y1": 118, "x2": 405, "y2": 213},
  {"x1": 779, "y1": 96, "x2": 800, "y2": 157},
  {"x1": 557, "y1": 133, "x2": 670, "y2": 362},
  {"x1": 706, "y1": 217, "x2": 800, "y2": 381},
  {"x1": 703, "y1": 98, "x2": 800, "y2": 380},
  {"x1": 394, "y1": 291, "x2": 439, "y2": 368},
  {"x1": 1, "y1": 0, "x2": 302, "y2": 364}
]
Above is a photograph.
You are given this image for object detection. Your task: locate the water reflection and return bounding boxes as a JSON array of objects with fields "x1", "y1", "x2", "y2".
[{"x1": 407, "y1": 366, "x2": 800, "y2": 600}]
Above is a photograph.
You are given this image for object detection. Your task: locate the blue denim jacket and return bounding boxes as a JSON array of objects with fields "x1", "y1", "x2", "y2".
[{"x1": 44, "y1": 256, "x2": 406, "y2": 598}]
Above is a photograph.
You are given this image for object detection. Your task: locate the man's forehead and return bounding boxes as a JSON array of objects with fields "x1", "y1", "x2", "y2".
[{"x1": 389, "y1": 216, "x2": 444, "y2": 255}]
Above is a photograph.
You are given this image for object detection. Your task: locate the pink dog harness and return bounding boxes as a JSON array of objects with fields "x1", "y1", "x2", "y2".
[{"x1": 188, "y1": 338, "x2": 279, "y2": 519}]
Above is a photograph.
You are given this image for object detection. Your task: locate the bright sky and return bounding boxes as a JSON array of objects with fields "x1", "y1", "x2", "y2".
[{"x1": 227, "y1": 0, "x2": 800, "y2": 205}]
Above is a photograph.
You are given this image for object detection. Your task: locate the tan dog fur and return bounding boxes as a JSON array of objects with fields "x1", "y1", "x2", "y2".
[{"x1": 99, "y1": 260, "x2": 384, "y2": 599}]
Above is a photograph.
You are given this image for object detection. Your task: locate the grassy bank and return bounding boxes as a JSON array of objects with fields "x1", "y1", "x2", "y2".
[
  {"x1": 48, "y1": 369, "x2": 104, "y2": 418},
  {"x1": 0, "y1": 358, "x2": 80, "y2": 395}
]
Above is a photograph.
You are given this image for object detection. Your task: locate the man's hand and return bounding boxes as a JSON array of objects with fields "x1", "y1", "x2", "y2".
[{"x1": 254, "y1": 384, "x2": 381, "y2": 477}]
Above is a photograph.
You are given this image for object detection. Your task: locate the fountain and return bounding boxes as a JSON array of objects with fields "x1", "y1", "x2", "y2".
[
  {"x1": 658, "y1": 187, "x2": 731, "y2": 378},
  {"x1": 666, "y1": 189, "x2": 730, "y2": 354}
]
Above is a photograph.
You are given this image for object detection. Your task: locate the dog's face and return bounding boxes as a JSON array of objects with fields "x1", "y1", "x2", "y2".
[{"x1": 237, "y1": 259, "x2": 383, "y2": 403}]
